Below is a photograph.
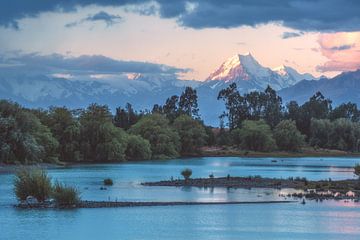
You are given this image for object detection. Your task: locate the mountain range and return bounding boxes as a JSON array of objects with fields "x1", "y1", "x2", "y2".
[{"x1": 0, "y1": 53, "x2": 359, "y2": 126}]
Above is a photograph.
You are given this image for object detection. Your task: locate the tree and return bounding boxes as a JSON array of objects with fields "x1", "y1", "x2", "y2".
[
  {"x1": 309, "y1": 119, "x2": 332, "y2": 149},
  {"x1": 163, "y1": 95, "x2": 179, "y2": 122},
  {"x1": 297, "y1": 92, "x2": 332, "y2": 137},
  {"x1": 125, "y1": 135, "x2": 152, "y2": 160},
  {"x1": 80, "y1": 104, "x2": 127, "y2": 162},
  {"x1": 179, "y1": 87, "x2": 200, "y2": 119},
  {"x1": 273, "y1": 120, "x2": 305, "y2": 151},
  {"x1": 181, "y1": 168, "x2": 192, "y2": 181},
  {"x1": 218, "y1": 83, "x2": 246, "y2": 129},
  {"x1": 173, "y1": 115, "x2": 208, "y2": 154},
  {"x1": 45, "y1": 107, "x2": 80, "y2": 162},
  {"x1": 330, "y1": 102, "x2": 360, "y2": 122},
  {"x1": 233, "y1": 120, "x2": 275, "y2": 152},
  {"x1": 0, "y1": 100, "x2": 59, "y2": 164},
  {"x1": 263, "y1": 86, "x2": 283, "y2": 128},
  {"x1": 310, "y1": 118, "x2": 360, "y2": 152},
  {"x1": 113, "y1": 103, "x2": 139, "y2": 130},
  {"x1": 128, "y1": 114, "x2": 180, "y2": 159},
  {"x1": 329, "y1": 118, "x2": 360, "y2": 152}
]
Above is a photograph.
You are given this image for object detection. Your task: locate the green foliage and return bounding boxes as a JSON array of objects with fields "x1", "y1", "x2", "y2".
[
  {"x1": 103, "y1": 178, "x2": 114, "y2": 186},
  {"x1": 273, "y1": 120, "x2": 305, "y2": 151},
  {"x1": 52, "y1": 182, "x2": 80, "y2": 206},
  {"x1": 354, "y1": 164, "x2": 360, "y2": 178},
  {"x1": 233, "y1": 120, "x2": 275, "y2": 152},
  {"x1": 204, "y1": 126, "x2": 216, "y2": 146},
  {"x1": 125, "y1": 135, "x2": 152, "y2": 160},
  {"x1": 45, "y1": 107, "x2": 81, "y2": 162},
  {"x1": 163, "y1": 95, "x2": 179, "y2": 122},
  {"x1": 216, "y1": 129, "x2": 232, "y2": 146},
  {"x1": 0, "y1": 100, "x2": 59, "y2": 163},
  {"x1": 179, "y1": 87, "x2": 200, "y2": 119},
  {"x1": 80, "y1": 104, "x2": 127, "y2": 162},
  {"x1": 173, "y1": 115, "x2": 207, "y2": 154},
  {"x1": 218, "y1": 84, "x2": 283, "y2": 129},
  {"x1": 113, "y1": 103, "x2": 140, "y2": 130},
  {"x1": 310, "y1": 118, "x2": 360, "y2": 152},
  {"x1": 309, "y1": 119, "x2": 332, "y2": 148},
  {"x1": 129, "y1": 114, "x2": 180, "y2": 159},
  {"x1": 295, "y1": 92, "x2": 332, "y2": 138},
  {"x1": 181, "y1": 168, "x2": 192, "y2": 180},
  {"x1": 330, "y1": 102, "x2": 360, "y2": 122},
  {"x1": 14, "y1": 167, "x2": 52, "y2": 202}
]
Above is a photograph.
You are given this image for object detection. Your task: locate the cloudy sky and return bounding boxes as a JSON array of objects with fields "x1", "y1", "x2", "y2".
[{"x1": 1, "y1": 0, "x2": 360, "y2": 80}]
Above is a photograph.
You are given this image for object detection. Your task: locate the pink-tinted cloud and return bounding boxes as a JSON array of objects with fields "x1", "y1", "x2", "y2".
[{"x1": 317, "y1": 32, "x2": 360, "y2": 72}]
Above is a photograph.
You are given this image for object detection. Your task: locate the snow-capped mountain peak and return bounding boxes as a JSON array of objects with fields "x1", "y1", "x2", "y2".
[
  {"x1": 206, "y1": 53, "x2": 269, "y2": 82},
  {"x1": 205, "y1": 53, "x2": 315, "y2": 91},
  {"x1": 272, "y1": 65, "x2": 315, "y2": 85}
]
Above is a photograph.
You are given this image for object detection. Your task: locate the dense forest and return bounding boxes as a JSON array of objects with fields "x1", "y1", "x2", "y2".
[{"x1": 1, "y1": 84, "x2": 360, "y2": 164}]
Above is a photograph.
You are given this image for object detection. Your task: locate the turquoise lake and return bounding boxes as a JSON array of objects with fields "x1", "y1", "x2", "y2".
[{"x1": 1, "y1": 157, "x2": 360, "y2": 239}]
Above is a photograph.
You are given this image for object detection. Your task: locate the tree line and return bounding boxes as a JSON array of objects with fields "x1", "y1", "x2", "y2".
[
  {"x1": 0, "y1": 87, "x2": 208, "y2": 164},
  {"x1": 218, "y1": 83, "x2": 360, "y2": 152},
  {"x1": 2, "y1": 83, "x2": 360, "y2": 164}
]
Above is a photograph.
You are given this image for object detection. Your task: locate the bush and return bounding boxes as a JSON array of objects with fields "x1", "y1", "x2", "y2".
[
  {"x1": 125, "y1": 135, "x2": 152, "y2": 160},
  {"x1": 128, "y1": 114, "x2": 180, "y2": 159},
  {"x1": 273, "y1": 120, "x2": 305, "y2": 151},
  {"x1": 232, "y1": 120, "x2": 276, "y2": 152},
  {"x1": 14, "y1": 167, "x2": 52, "y2": 202},
  {"x1": 52, "y1": 182, "x2": 80, "y2": 206},
  {"x1": 103, "y1": 178, "x2": 113, "y2": 186},
  {"x1": 181, "y1": 168, "x2": 192, "y2": 180},
  {"x1": 173, "y1": 115, "x2": 208, "y2": 154}
]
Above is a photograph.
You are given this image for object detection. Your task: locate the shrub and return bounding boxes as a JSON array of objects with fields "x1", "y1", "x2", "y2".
[
  {"x1": 125, "y1": 135, "x2": 152, "y2": 160},
  {"x1": 232, "y1": 120, "x2": 276, "y2": 152},
  {"x1": 173, "y1": 115, "x2": 208, "y2": 154},
  {"x1": 273, "y1": 120, "x2": 305, "y2": 151},
  {"x1": 128, "y1": 114, "x2": 180, "y2": 159},
  {"x1": 103, "y1": 178, "x2": 114, "y2": 186},
  {"x1": 14, "y1": 167, "x2": 52, "y2": 202},
  {"x1": 52, "y1": 182, "x2": 80, "y2": 206},
  {"x1": 181, "y1": 168, "x2": 192, "y2": 180}
]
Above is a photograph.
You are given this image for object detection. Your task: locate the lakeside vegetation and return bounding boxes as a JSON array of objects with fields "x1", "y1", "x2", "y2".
[
  {"x1": 14, "y1": 167, "x2": 80, "y2": 206},
  {"x1": 2, "y1": 84, "x2": 360, "y2": 164}
]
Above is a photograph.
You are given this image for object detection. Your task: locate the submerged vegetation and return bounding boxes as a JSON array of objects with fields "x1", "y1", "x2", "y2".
[{"x1": 2, "y1": 84, "x2": 360, "y2": 164}]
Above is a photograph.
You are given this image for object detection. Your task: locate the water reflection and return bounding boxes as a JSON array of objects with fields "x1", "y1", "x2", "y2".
[{"x1": 1, "y1": 157, "x2": 360, "y2": 240}]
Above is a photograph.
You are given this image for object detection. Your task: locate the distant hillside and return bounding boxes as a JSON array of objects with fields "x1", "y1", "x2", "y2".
[{"x1": 279, "y1": 70, "x2": 360, "y2": 105}]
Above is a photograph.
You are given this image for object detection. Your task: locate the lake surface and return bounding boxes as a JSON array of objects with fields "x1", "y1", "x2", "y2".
[{"x1": 1, "y1": 157, "x2": 360, "y2": 239}]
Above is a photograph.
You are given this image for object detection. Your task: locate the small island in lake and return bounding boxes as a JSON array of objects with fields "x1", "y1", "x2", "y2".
[{"x1": 142, "y1": 174, "x2": 360, "y2": 201}]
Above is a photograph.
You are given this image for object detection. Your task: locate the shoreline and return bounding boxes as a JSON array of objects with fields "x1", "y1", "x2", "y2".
[
  {"x1": 15, "y1": 200, "x2": 297, "y2": 209},
  {"x1": 1, "y1": 149, "x2": 360, "y2": 172},
  {"x1": 142, "y1": 176, "x2": 360, "y2": 201}
]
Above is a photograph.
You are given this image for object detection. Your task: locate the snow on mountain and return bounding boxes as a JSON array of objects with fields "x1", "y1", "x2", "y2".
[
  {"x1": 205, "y1": 53, "x2": 315, "y2": 92},
  {"x1": 272, "y1": 65, "x2": 314, "y2": 86},
  {"x1": 0, "y1": 52, "x2": 318, "y2": 126}
]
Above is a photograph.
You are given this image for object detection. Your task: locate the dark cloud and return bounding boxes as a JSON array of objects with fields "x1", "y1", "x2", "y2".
[
  {"x1": 65, "y1": 11, "x2": 122, "y2": 28},
  {"x1": 1, "y1": 1, "x2": 360, "y2": 32},
  {"x1": 282, "y1": 31, "x2": 304, "y2": 39},
  {"x1": 329, "y1": 44, "x2": 355, "y2": 51},
  {"x1": 0, "y1": 53, "x2": 190, "y2": 75}
]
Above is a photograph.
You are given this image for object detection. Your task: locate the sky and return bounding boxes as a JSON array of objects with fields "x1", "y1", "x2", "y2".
[{"x1": 0, "y1": 0, "x2": 360, "y2": 81}]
